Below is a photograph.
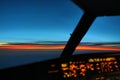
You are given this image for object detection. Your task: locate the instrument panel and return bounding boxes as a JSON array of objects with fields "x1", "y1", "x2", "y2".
[
  {"x1": 48, "y1": 52, "x2": 120, "y2": 80},
  {"x1": 61, "y1": 57, "x2": 120, "y2": 78}
]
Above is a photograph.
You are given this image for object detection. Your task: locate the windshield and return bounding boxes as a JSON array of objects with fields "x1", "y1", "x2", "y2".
[{"x1": 0, "y1": 0, "x2": 120, "y2": 69}]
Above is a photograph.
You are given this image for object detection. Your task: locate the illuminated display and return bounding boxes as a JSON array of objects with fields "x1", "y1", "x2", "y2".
[
  {"x1": 88, "y1": 57, "x2": 116, "y2": 62},
  {"x1": 48, "y1": 70, "x2": 59, "y2": 73},
  {"x1": 61, "y1": 57, "x2": 120, "y2": 78},
  {"x1": 95, "y1": 76, "x2": 120, "y2": 80}
]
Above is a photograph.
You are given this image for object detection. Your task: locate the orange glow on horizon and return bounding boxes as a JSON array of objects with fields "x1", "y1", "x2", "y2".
[{"x1": 0, "y1": 44, "x2": 120, "y2": 51}]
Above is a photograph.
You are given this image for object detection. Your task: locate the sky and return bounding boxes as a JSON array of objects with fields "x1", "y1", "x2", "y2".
[{"x1": 0, "y1": 0, "x2": 120, "y2": 43}]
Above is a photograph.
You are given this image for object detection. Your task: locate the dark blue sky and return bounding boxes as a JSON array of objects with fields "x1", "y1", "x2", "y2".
[{"x1": 0, "y1": 0, "x2": 120, "y2": 43}]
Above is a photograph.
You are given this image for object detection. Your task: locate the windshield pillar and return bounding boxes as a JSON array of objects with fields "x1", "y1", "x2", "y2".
[{"x1": 60, "y1": 12, "x2": 96, "y2": 58}]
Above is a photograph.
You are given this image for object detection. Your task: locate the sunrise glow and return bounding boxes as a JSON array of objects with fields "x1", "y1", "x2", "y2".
[{"x1": 0, "y1": 44, "x2": 120, "y2": 51}]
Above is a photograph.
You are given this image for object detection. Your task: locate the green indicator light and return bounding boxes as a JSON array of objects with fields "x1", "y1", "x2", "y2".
[{"x1": 67, "y1": 74, "x2": 70, "y2": 77}]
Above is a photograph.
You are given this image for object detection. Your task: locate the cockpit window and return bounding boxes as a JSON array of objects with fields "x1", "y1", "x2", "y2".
[
  {"x1": 0, "y1": 0, "x2": 83, "y2": 69},
  {"x1": 74, "y1": 16, "x2": 120, "y2": 55},
  {"x1": 81, "y1": 16, "x2": 120, "y2": 42},
  {"x1": 0, "y1": 0, "x2": 120, "y2": 69}
]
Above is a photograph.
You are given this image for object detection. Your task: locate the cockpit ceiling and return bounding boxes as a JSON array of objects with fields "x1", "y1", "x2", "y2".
[{"x1": 72, "y1": 0, "x2": 120, "y2": 16}]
